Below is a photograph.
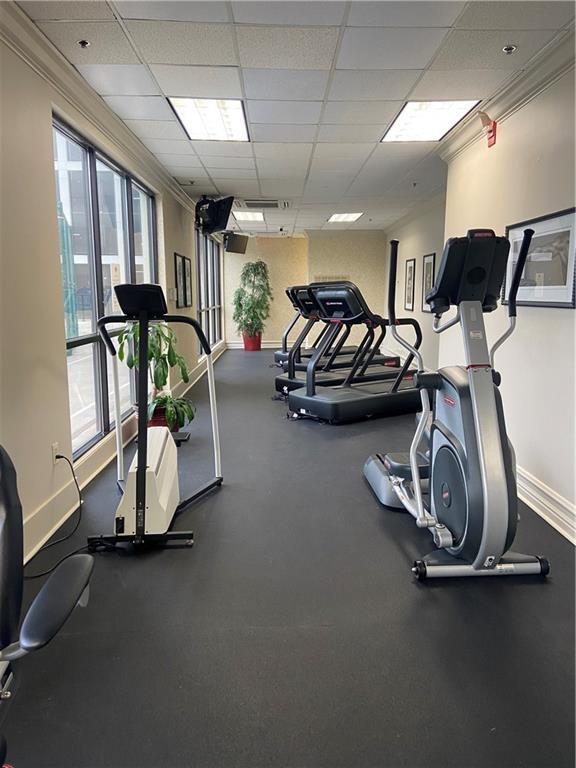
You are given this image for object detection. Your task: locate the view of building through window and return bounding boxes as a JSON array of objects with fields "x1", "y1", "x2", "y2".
[{"x1": 53, "y1": 123, "x2": 156, "y2": 455}]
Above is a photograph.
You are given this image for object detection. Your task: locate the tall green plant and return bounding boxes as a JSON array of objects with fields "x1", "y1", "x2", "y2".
[{"x1": 233, "y1": 260, "x2": 273, "y2": 337}]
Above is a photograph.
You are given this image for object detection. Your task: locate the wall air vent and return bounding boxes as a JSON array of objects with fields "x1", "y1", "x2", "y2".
[{"x1": 233, "y1": 199, "x2": 291, "y2": 210}]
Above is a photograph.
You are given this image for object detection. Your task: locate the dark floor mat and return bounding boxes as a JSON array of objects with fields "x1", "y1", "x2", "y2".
[{"x1": 5, "y1": 351, "x2": 574, "y2": 768}]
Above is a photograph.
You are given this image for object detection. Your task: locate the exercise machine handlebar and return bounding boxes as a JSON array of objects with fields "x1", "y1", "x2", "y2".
[
  {"x1": 507, "y1": 228, "x2": 534, "y2": 318},
  {"x1": 97, "y1": 314, "x2": 212, "y2": 357},
  {"x1": 387, "y1": 239, "x2": 399, "y2": 325},
  {"x1": 387, "y1": 240, "x2": 424, "y2": 373},
  {"x1": 489, "y1": 227, "x2": 533, "y2": 367}
]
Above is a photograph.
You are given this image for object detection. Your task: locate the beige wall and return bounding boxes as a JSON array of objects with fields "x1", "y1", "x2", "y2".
[
  {"x1": 442, "y1": 68, "x2": 575, "y2": 518},
  {"x1": 0, "y1": 8, "x2": 204, "y2": 558},
  {"x1": 385, "y1": 194, "x2": 446, "y2": 369},
  {"x1": 223, "y1": 235, "x2": 308, "y2": 345},
  {"x1": 306, "y1": 230, "x2": 389, "y2": 346}
]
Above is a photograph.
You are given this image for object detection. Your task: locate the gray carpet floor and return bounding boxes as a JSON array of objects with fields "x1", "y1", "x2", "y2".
[{"x1": 5, "y1": 350, "x2": 575, "y2": 768}]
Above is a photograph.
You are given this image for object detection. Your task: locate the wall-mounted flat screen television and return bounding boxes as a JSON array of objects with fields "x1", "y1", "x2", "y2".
[
  {"x1": 195, "y1": 196, "x2": 234, "y2": 235},
  {"x1": 224, "y1": 232, "x2": 249, "y2": 254}
]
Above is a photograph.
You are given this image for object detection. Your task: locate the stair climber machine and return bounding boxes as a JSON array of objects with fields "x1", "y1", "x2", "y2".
[
  {"x1": 364, "y1": 231, "x2": 550, "y2": 580},
  {"x1": 88, "y1": 283, "x2": 222, "y2": 550}
]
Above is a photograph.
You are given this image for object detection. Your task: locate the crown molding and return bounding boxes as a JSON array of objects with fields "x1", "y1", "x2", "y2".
[
  {"x1": 439, "y1": 29, "x2": 575, "y2": 163},
  {"x1": 0, "y1": 2, "x2": 195, "y2": 214}
]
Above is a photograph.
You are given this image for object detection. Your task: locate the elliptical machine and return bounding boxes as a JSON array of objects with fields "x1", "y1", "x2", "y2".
[{"x1": 364, "y1": 229, "x2": 550, "y2": 579}]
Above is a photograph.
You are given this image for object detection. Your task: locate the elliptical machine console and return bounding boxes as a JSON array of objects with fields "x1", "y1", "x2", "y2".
[{"x1": 364, "y1": 229, "x2": 550, "y2": 579}]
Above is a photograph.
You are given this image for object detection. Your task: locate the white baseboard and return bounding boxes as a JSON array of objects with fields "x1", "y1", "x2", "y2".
[
  {"x1": 517, "y1": 467, "x2": 576, "y2": 544},
  {"x1": 226, "y1": 340, "x2": 281, "y2": 350}
]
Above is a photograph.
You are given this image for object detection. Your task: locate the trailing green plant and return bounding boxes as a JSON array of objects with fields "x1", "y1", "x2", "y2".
[
  {"x1": 147, "y1": 393, "x2": 195, "y2": 431},
  {"x1": 233, "y1": 260, "x2": 273, "y2": 337},
  {"x1": 117, "y1": 322, "x2": 190, "y2": 391},
  {"x1": 117, "y1": 322, "x2": 195, "y2": 430}
]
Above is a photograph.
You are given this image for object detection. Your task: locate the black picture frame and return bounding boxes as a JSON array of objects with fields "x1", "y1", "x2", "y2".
[
  {"x1": 174, "y1": 253, "x2": 185, "y2": 308},
  {"x1": 503, "y1": 207, "x2": 576, "y2": 309},
  {"x1": 421, "y1": 252, "x2": 436, "y2": 313},
  {"x1": 404, "y1": 258, "x2": 416, "y2": 312},
  {"x1": 184, "y1": 256, "x2": 193, "y2": 308}
]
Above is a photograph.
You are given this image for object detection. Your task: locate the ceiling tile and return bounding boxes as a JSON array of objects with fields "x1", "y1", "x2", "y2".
[
  {"x1": 231, "y1": 1, "x2": 345, "y2": 25},
  {"x1": 217, "y1": 180, "x2": 261, "y2": 196},
  {"x1": 163, "y1": 166, "x2": 209, "y2": 178},
  {"x1": 260, "y1": 179, "x2": 306, "y2": 196},
  {"x1": 203, "y1": 157, "x2": 255, "y2": 169},
  {"x1": 313, "y1": 143, "x2": 375, "y2": 160},
  {"x1": 191, "y1": 141, "x2": 253, "y2": 157},
  {"x1": 192, "y1": 141, "x2": 252, "y2": 157},
  {"x1": 337, "y1": 27, "x2": 449, "y2": 69},
  {"x1": 348, "y1": 2, "x2": 465, "y2": 27},
  {"x1": 76, "y1": 64, "x2": 160, "y2": 96},
  {"x1": 253, "y1": 143, "x2": 313, "y2": 161},
  {"x1": 115, "y1": 1, "x2": 229, "y2": 22},
  {"x1": 103, "y1": 95, "x2": 174, "y2": 120},
  {"x1": 243, "y1": 69, "x2": 329, "y2": 101},
  {"x1": 124, "y1": 119, "x2": 187, "y2": 140},
  {"x1": 250, "y1": 124, "x2": 318, "y2": 142},
  {"x1": 322, "y1": 100, "x2": 401, "y2": 125},
  {"x1": 329, "y1": 69, "x2": 421, "y2": 100},
  {"x1": 150, "y1": 65, "x2": 242, "y2": 98},
  {"x1": 455, "y1": 2, "x2": 574, "y2": 30},
  {"x1": 317, "y1": 124, "x2": 386, "y2": 142},
  {"x1": 154, "y1": 153, "x2": 203, "y2": 165},
  {"x1": 302, "y1": 190, "x2": 345, "y2": 203},
  {"x1": 142, "y1": 139, "x2": 196, "y2": 155},
  {"x1": 247, "y1": 100, "x2": 322, "y2": 124},
  {"x1": 410, "y1": 69, "x2": 515, "y2": 100},
  {"x1": 237, "y1": 27, "x2": 339, "y2": 70},
  {"x1": 38, "y1": 22, "x2": 138, "y2": 65},
  {"x1": 19, "y1": 1, "x2": 114, "y2": 20},
  {"x1": 180, "y1": 183, "x2": 218, "y2": 195},
  {"x1": 310, "y1": 156, "x2": 367, "y2": 174},
  {"x1": 256, "y1": 158, "x2": 310, "y2": 177},
  {"x1": 208, "y1": 168, "x2": 258, "y2": 180},
  {"x1": 431, "y1": 29, "x2": 557, "y2": 70},
  {"x1": 126, "y1": 21, "x2": 237, "y2": 65}
]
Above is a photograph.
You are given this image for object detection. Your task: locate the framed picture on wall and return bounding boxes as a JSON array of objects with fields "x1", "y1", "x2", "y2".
[
  {"x1": 174, "y1": 253, "x2": 185, "y2": 308},
  {"x1": 503, "y1": 208, "x2": 576, "y2": 308},
  {"x1": 184, "y1": 256, "x2": 193, "y2": 308},
  {"x1": 404, "y1": 258, "x2": 416, "y2": 312},
  {"x1": 421, "y1": 253, "x2": 436, "y2": 312}
]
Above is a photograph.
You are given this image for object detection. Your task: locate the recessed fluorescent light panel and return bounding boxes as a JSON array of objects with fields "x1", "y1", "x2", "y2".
[
  {"x1": 233, "y1": 211, "x2": 264, "y2": 222},
  {"x1": 328, "y1": 213, "x2": 363, "y2": 223},
  {"x1": 382, "y1": 100, "x2": 479, "y2": 142},
  {"x1": 169, "y1": 98, "x2": 249, "y2": 142}
]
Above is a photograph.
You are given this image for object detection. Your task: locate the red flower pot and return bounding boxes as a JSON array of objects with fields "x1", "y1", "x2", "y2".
[
  {"x1": 148, "y1": 405, "x2": 177, "y2": 432},
  {"x1": 242, "y1": 332, "x2": 262, "y2": 351}
]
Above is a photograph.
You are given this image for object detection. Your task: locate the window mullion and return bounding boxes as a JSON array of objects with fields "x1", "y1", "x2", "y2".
[
  {"x1": 88, "y1": 148, "x2": 109, "y2": 433},
  {"x1": 126, "y1": 177, "x2": 137, "y2": 282}
]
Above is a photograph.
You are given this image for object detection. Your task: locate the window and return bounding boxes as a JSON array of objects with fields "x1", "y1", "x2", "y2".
[
  {"x1": 196, "y1": 230, "x2": 222, "y2": 348},
  {"x1": 53, "y1": 123, "x2": 156, "y2": 456}
]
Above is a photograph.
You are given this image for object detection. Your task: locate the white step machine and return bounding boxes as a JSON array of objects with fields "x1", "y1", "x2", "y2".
[{"x1": 88, "y1": 283, "x2": 222, "y2": 548}]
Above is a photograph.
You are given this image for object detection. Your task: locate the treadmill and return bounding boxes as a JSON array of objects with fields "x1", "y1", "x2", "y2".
[
  {"x1": 288, "y1": 279, "x2": 422, "y2": 424},
  {"x1": 273, "y1": 285, "x2": 359, "y2": 367},
  {"x1": 275, "y1": 284, "x2": 401, "y2": 394},
  {"x1": 280, "y1": 284, "x2": 396, "y2": 373}
]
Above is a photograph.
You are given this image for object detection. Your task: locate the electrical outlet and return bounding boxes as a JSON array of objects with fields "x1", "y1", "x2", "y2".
[{"x1": 51, "y1": 442, "x2": 60, "y2": 466}]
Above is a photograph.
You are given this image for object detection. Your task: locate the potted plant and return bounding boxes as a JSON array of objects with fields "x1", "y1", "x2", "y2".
[
  {"x1": 117, "y1": 322, "x2": 195, "y2": 432},
  {"x1": 233, "y1": 260, "x2": 273, "y2": 351}
]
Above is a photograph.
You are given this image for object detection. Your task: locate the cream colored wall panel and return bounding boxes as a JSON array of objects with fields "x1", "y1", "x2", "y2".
[
  {"x1": 223, "y1": 236, "x2": 309, "y2": 344},
  {"x1": 441, "y1": 68, "x2": 575, "y2": 504}
]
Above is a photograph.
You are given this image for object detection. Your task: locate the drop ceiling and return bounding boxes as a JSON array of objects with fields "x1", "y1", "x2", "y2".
[{"x1": 18, "y1": 1, "x2": 575, "y2": 233}]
